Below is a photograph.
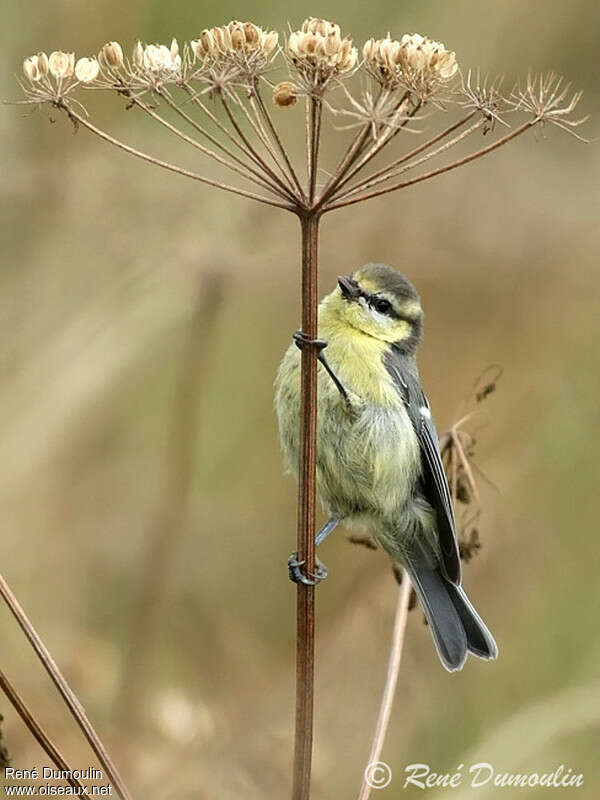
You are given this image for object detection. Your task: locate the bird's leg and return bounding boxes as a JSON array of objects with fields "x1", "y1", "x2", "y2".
[
  {"x1": 293, "y1": 331, "x2": 357, "y2": 416},
  {"x1": 288, "y1": 517, "x2": 340, "y2": 585},
  {"x1": 315, "y1": 516, "x2": 339, "y2": 546}
]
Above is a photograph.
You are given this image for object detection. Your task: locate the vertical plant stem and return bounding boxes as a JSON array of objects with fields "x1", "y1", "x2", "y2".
[
  {"x1": 292, "y1": 212, "x2": 321, "y2": 800},
  {"x1": 0, "y1": 667, "x2": 86, "y2": 794},
  {"x1": 356, "y1": 574, "x2": 412, "y2": 800},
  {"x1": 0, "y1": 574, "x2": 132, "y2": 800}
]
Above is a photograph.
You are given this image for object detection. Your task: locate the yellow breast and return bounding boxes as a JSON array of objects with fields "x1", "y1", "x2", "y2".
[{"x1": 318, "y1": 314, "x2": 401, "y2": 408}]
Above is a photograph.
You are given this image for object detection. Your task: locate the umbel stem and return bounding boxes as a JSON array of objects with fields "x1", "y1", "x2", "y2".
[{"x1": 292, "y1": 212, "x2": 321, "y2": 800}]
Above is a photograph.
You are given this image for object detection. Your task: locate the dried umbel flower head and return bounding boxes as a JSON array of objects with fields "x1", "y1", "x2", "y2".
[
  {"x1": 99, "y1": 41, "x2": 124, "y2": 70},
  {"x1": 510, "y1": 72, "x2": 588, "y2": 141},
  {"x1": 20, "y1": 49, "x2": 83, "y2": 105},
  {"x1": 48, "y1": 50, "x2": 75, "y2": 80},
  {"x1": 23, "y1": 52, "x2": 49, "y2": 82},
  {"x1": 363, "y1": 32, "x2": 457, "y2": 98},
  {"x1": 273, "y1": 81, "x2": 298, "y2": 107},
  {"x1": 75, "y1": 57, "x2": 100, "y2": 84},
  {"x1": 287, "y1": 17, "x2": 357, "y2": 92},
  {"x1": 191, "y1": 20, "x2": 278, "y2": 80}
]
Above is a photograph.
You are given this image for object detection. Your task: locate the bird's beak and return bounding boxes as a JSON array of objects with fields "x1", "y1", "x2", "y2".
[{"x1": 338, "y1": 275, "x2": 361, "y2": 301}]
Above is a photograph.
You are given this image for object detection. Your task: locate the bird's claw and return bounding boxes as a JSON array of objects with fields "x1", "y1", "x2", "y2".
[
  {"x1": 293, "y1": 331, "x2": 328, "y2": 353},
  {"x1": 288, "y1": 553, "x2": 329, "y2": 585}
]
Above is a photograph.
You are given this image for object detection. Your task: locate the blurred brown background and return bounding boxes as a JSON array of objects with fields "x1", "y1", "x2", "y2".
[{"x1": 1, "y1": 1, "x2": 599, "y2": 798}]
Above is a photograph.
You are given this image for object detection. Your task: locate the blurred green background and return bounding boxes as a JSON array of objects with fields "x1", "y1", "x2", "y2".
[{"x1": 1, "y1": 1, "x2": 599, "y2": 798}]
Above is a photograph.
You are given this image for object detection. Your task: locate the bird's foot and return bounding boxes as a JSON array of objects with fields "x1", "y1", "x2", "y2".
[
  {"x1": 293, "y1": 330, "x2": 328, "y2": 354},
  {"x1": 288, "y1": 553, "x2": 329, "y2": 585}
]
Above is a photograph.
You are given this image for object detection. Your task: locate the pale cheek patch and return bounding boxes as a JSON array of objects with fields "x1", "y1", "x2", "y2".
[
  {"x1": 403, "y1": 301, "x2": 422, "y2": 317},
  {"x1": 391, "y1": 319, "x2": 412, "y2": 341}
]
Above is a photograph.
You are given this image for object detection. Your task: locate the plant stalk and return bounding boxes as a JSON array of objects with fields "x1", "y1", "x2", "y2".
[
  {"x1": 357, "y1": 574, "x2": 412, "y2": 800},
  {"x1": 0, "y1": 574, "x2": 132, "y2": 800},
  {"x1": 0, "y1": 667, "x2": 86, "y2": 794},
  {"x1": 292, "y1": 211, "x2": 321, "y2": 800}
]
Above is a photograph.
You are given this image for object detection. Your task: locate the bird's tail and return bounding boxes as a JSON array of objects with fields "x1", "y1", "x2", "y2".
[{"x1": 404, "y1": 563, "x2": 498, "y2": 672}]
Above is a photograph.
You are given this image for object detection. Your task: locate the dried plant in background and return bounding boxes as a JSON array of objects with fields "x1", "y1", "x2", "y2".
[
  {"x1": 9, "y1": 16, "x2": 586, "y2": 800},
  {"x1": 0, "y1": 711, "x2": 9, "y2": 769},
  {"x1": 0, "y1": 669, "x2": 85, "y2": 793},
  {"x1": 0, "y1": 574, "x2": 132, "y2": 800},
  {"x1": 354, "y1": 371, "x2": 502, "y2": 800},
  {"x1": 117, "y1": 274, "x2": 225, "y2": 748}
]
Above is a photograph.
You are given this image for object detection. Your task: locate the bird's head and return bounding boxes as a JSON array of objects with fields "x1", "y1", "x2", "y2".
[{"x1": 322, "y1": 263, "x2": 423, "y2": 354}]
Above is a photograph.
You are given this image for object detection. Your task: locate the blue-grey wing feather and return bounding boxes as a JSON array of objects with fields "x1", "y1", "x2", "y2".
[{"x1": 384, "y1": 346, "x2": 461, "y2": 584}]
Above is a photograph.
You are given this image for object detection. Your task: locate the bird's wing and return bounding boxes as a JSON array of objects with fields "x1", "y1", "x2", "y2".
[{"x1": 384, "y1": 347, "x2": 461, "y2": 585}]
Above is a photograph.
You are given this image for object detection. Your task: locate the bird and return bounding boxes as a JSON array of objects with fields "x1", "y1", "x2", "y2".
[{"x1": 274, "y1": 263, "x2": 498, "y2": 671}]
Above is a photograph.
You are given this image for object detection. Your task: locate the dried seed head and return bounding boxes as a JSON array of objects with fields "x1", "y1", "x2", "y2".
[
  {"x1": 99, "y1": 41, "x2": 124, "y2": 70},
  {"x1": 75, "y1": 57, "x2": 100, "y2": 83},
  {"x1": 510, "y1": 72, "x2": 588, "y2": 141},
  {"x1": 273, "y1": 81, "x2": 298, "y2": 107},
  {"x1": 48, "y1": 50, "x2": 75, "y2": 79},
  {"x1": 141, "y1": 42, "x2": 182, "y2": 73},
  {"x1": 23, "y1": 52, "x2": 49, "y2": 82},
  {"x1": 192, "y1": 21, "x2": 278, "y2": 58},
  {"x1": 363, "y1": 32, "x2": 458, "y2": 97},
  {"x1": 287, "y1": 18, "x2": 357, "y2": 92}
]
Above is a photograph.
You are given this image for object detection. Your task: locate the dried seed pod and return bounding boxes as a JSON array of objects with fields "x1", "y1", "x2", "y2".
[
  {"x1": 23, "y1": 53, "x2": 48, "y2": 82},
  {"x1": 273, "y1": 81, "x2": 298, "y2": 107},
  {"x1": 99, "y1": 41, "x2": 123, "y2": 69},
  {"x1": 75, "y1": 57, "x2": 100, "y2": 83},
  {"x1": 132, "y1": 41, "x2": 144, "y2": 66},
  {"x1": 48, "y1": 50, "x2": 75, "y2": 79}
]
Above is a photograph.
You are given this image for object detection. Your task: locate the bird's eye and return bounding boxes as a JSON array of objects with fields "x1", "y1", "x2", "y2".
[{"x1": 373, "y1": 298, "x2": 392, "y2": 315}]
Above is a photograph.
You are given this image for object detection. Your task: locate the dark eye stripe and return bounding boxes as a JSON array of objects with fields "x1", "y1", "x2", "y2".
[{"x1": 368, "y1": 294, "x2": 399, "y2": 318}]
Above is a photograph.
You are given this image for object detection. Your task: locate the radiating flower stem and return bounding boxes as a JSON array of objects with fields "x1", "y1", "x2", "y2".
[
  {"x1": 334, "y1": 117, "x2": 486, "y2": 202},
  {"x1": 220, "y1": 93, "x2": 297, "y2": 202},
  {"x1": 308, "y1": 97, "x2": 323, "y2": 203},
  {"x1": 322, "y1": 95, "x2": 419, "y2": 204},
  {"x1": 253, "y1": 85, "x2": 306, "y2": 199},
  {"x1": 326, "y1": 120, "x2": 535, "y2": 210},
  {"x1": 234, "y1": 89, "x2": 299, "y2": 195},
  {"x1": 158, "y1": 89, "x2": 291, "y2": 197},
  {"x1": 60, "y1": 104, "x2": 294, "y2": 209},
  {"x1": 335, "y1": 111, "x2": 477, "y2": 200},
  {"x1": 131, "y1": 94, "x2": 289, "y2": 198}
]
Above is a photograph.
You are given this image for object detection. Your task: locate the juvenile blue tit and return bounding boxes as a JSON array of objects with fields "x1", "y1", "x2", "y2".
[{"x1": 275, "y1": 263, "x2": 498, "y2": 671}]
